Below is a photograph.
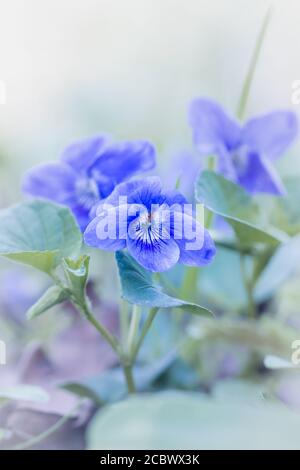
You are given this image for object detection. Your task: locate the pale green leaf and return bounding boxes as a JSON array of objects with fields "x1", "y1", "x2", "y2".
[
  {"x1": 0, "y1": 199, "x2": 82, "y2": 273},
  {"x1": 196, "y1": 171, "x2": 287, "y2": 247},
  {"x1": 116, "y1": 251, "x2": 213, "y2": 317},
  {"x1": 87, "y1": 391, "x2": 300, "y2": 450}
]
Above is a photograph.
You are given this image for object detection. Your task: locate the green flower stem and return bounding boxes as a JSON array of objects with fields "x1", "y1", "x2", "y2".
[
  {"x1": 80, "y1": 297, "x2": 138, "y2": 393},
  {"x1": 131, "y1": 307, "x2": 159, "y2": 360},
  {"x1": 79, "y1": 297, "x2": 141, "y2": 394},
  {"x1": 119, "y1": 299, "x2": 130, "y2": 345},
  {"x1": 77, "y1": 298, "x2": 120, "y2": 355},
  {"x1": 122, "y1": 305, "x2": 158, "y2": 394},
  {"x1": 240, "y1": 254, "x2": 256, "y2": 318},
  {"x1": 234, "y1": 8, "x2": 273, "y2": 317},
  {"x1": 205, "y1": 209, "x2": 214, "y2": 232},
  {"x1": 51, "y1": 270, "x2": 120, "y2": 355},
  {"x1": 51, "y1": 270, "x2": 143, "y2": 395},
  {"x1": 237, "y1": 6, "x2": 273, "y2": 120},
  {"x1": 181, "y1": 266, "x2": 198, "y2": 302},
  {"x1": 123, "y1": 365, "x2": 136, "y2": 394},
  {"x1": 51, "y1": 273, "x2": 155, "y2": 396},
  {"x1": 127, "y1": 305, "x2": 142, "y2": 355}
]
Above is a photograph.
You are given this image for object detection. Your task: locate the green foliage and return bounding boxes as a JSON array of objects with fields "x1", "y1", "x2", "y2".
[
  {"x1": 26, "y1": 256, "x2": 91, "y2": 319},
  {"x1": 116, "y1": 251, "x2": 213, "y2": 317},
  {"x1": 87, "y1": 391, "x2": 300, "y2": 449},
  {"x1": 0, "y1": 200, "x2": 82, "y2": 273},
  {"x1": 196, "y1": 171, "x2": 287, "y2": 247},
  {"x1": 199, "y1": 246, "x2": 248, "y2": 310}
]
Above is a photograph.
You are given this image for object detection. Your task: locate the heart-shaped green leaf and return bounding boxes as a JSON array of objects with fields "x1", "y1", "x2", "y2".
[
  {"x1": 115, "y1": 251, "x2": 213, "y2": 317},
  {"x1": 87, "y1": 391, "x2": 300, "y2": 450},
  {"x1": 0, "y1": 200, "x2": 82, "y2": 273},
  {"x1": 196, "y1": 171, "x2": 287, "y2": 247}
]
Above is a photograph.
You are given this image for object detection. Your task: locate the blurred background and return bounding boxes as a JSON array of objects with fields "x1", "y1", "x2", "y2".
[
  {"x1": 1, "y1": 0, "x2": 300, "y2": 450},
  {"x1": 0, "y1": 0, "x2": 299, "y2": 208}
]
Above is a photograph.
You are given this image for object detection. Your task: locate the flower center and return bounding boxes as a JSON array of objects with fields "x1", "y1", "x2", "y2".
[
  {"x1": 141, "y1": 212, "x2": 153, "y2": 228},
  {"x1": 129, "y1": 206, "x2": 171, "y2": 246},
  {"x1": 130, "y1": 210, "x2": 160, "y2": 245},
  {"x1": 75, "y1": 177, "x2": 100, "y2": 210}
]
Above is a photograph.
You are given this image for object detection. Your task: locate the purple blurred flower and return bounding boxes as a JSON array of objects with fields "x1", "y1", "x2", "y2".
[
  {"x1": 189, "y1": 98, "x2": 298, "y2": 195},
  {"x1": 22, "y1": 136, "x2": 156, "y2": 230},
  {"x1": 84, "y1": 176, "x2": 215, "y2": 272}
]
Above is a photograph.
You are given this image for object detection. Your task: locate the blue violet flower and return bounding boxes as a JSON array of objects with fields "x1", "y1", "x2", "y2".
[
  {"x1": 23, "y1": 136, "x2": 156, "y2": 230},
  {"x1": 189, "y1": 98, "x2": 298, "y2": 194},
  {"x1": 84, "y1": 176, "x2": 216, "y2": 272}
]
